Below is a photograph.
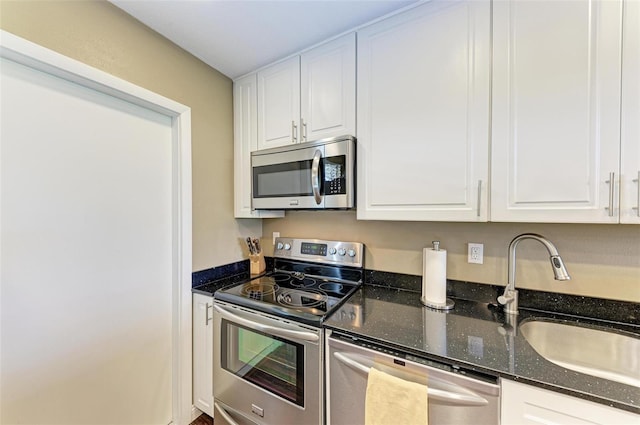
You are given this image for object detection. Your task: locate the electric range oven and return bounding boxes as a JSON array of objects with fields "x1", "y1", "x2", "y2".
[{"x1": 213, "y1": 237, "x2": 364, "y2": 425}]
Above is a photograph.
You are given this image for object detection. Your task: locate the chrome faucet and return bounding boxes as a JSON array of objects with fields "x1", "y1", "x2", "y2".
[{"x1": 498, "y1": 233, "x2": 571, "y2": 314}]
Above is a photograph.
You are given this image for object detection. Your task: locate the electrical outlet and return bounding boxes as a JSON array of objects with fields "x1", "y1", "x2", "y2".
[
  {"x1": 468, "y1": 243, "x2": 484, "y2": 264},
  {"x1": 272, "y1": 232, "x2": 280, "y2": 245}
]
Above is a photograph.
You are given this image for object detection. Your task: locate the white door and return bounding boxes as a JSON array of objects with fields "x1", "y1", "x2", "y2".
[
  {"x1": 0, "y1": 32, "x2": 191, "y2": 425},
  {"x1": 257, "y1": 56, "x2": 300, "y2": 150},
  {"x1": 193, "y1": 294, "x2": 214, "y2": 416},
  {"x1": 357, "y1": 0, "x2": 491, "y2": 221},
  {"x1": 301, "y1": 33, "x2": 356, "y2": 142},
  {"x1": 620, "y1": 0, "x2": 640, "y2": 224},
  {"x1": 491, "y1": 0, "x2": 623, "y2": 223}
]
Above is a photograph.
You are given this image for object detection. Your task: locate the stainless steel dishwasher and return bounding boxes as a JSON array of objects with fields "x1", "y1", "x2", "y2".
[{"x1": 326, "y1": 331, "x2": 500, "y2": 425}]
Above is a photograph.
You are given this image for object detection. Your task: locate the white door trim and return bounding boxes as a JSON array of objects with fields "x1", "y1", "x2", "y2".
[{"x1": 0, "y1": 30, "x2": 193, "y2": 425}]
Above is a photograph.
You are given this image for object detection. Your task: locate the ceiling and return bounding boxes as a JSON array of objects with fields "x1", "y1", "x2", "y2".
[{"x1": 110, "y1": 0, "x2": 419, "y2": 79}]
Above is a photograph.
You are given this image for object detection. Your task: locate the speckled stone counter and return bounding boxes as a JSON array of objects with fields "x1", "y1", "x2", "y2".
[{"x1": 325, "y1": 285, "x2": 640, "y2": 414}]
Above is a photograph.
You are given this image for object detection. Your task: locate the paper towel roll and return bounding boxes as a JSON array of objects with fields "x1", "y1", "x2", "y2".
[{"x1": 422, "y1": 247, "x2": 447, "y2": 305}]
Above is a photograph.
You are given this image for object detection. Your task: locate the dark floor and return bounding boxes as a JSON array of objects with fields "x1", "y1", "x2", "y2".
[{"x1": 190, "y1": 413, "x2": 213, "y2": 425}]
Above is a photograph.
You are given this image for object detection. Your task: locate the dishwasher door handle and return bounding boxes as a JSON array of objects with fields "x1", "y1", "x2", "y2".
[{"x1": 333, "y1": 351, "x2": 489, "y2": 407}]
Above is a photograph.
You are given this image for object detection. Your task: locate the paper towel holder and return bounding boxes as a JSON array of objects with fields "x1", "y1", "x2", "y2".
[{"x1": 420, "y1": 240, "x2": 455, "y2": 310}]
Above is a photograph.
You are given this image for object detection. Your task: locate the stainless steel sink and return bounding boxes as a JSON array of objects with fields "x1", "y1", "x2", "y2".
[{"x1": 520, "y1": 319, "x2": 640, "y2": 388}]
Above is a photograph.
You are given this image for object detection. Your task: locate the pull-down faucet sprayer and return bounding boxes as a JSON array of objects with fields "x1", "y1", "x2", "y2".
[{"x1": 498, "y1": 233, "x2": 570, "y2": 315}]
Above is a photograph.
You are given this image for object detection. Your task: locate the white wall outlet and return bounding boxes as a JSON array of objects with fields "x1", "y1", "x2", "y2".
[
  {"x1": 272, "y1": 231, "x2": 280, "y2": 245},
  {"x1": 468, "y1": 243, "x2": 484, "y2": 264}
]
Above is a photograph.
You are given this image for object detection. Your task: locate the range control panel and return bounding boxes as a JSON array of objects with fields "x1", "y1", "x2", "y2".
[{"x1": 274, "y1": 237, "x2": 364, "y2": 268}]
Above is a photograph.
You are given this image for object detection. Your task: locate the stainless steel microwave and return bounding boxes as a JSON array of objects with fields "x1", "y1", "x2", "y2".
[{"x1": 251, "y1": 135, "x2": 356, "y2": 210}]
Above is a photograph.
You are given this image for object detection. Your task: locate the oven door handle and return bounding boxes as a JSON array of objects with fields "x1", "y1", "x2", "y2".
[
  {"x1": 311, "y1": 149, "x2": 322, "y2": 205},
  {"x1": 333, "y1": 351, "x2": 489, "y2": 406},
  {"x1": 214, "y1": 304, "x2": 319, "y2": 342}
]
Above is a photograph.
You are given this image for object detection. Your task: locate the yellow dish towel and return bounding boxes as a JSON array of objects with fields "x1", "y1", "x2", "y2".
[{"x1": 365, "y1": 366, "x2": 428, "y2": 425}]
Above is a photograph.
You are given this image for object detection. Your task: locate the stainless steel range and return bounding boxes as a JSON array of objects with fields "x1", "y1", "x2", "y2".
[{"x1": 213, "y1": 237, "x2": 364, "y2": 425}]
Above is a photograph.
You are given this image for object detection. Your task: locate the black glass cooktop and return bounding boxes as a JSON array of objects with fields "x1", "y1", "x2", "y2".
[{"x1": 215, "y1": 264, "x2": 363, "y2": 326}]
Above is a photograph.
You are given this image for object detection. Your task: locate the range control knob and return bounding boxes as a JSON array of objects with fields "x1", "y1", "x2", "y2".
[
  {"x1": 338, "y1": 248, "x2": 346, "y2": 256},
  {"x1": 347, "y1": 249, "x2": 356, "y2": 257},
  {"x1": 284, "y1": 243, "x2": 291, "y2": 250},
  {"x1": 276, "y1": 242, "x2": 284, "y2": 250},
  {"x1": 328, "y1": 247, "x2": 337, "y2": 255}
]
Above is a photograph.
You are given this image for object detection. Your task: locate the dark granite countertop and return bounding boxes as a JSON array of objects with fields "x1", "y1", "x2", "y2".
[{"x1": 325, "y1": 285, "x2": 640, "y2": 414}]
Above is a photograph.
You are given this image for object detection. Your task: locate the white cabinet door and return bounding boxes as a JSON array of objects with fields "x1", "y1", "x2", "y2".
[
  {"x1": 501, "y1": 379, "x2": 639, "y2": 425},
  {"x1": 193, "y1": 294, "x2": 214, "y2": 417},
  {"x1": 621, "y1": 0, "x2": 640, "y2": 224},
  {"x1": 257, "y1": 56, "x2": 300, "y2": 150},
  {"x1": 301, "y1": 33, "x2": 356, "y2": 142},
  {"x1": 357, "y1": 0, "x2": 490, "y2": 221},
  {"x1": 233, "y1": 74, "x2": 284, "y2": 218},
  {"x1": 491, "y1": 0, "x2": 623, "y2": 223}
]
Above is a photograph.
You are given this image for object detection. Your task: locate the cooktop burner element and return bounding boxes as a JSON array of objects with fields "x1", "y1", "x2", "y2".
[{"x1": 214, "y1": 237, "x2": 364, "y2": 325}]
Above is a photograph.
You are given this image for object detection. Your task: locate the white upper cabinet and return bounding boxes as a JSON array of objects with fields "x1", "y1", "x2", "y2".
[
  {"x1": 301, "y1": 33, "x2": 356, "y2": 143},
  {"x1": 257, "y1": 34, "x2": 356, "y2": 151},
  {"x1": 357, "y1": 0, "x2": 491, "y2": 221},
  {"x1": 621, "y1": 0, "x2": 640, "y2": 224},
  {"x1": 257, "y1": 56, "x2": 301, "y2": 150},
  {"x1": 491, "y1": 0, "x2": 624, "y2": 223},
  {"x1": 234, "y1": 74, "x2": 284, "y2": 218}
]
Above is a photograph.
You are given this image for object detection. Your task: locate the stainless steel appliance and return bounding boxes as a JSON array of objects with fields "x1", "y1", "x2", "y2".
[
  {"x1": 326, "y1": 331, "x2": 501, "y2": 425},
  {"x1": 251, "y1": 135, "x2": 355, "y2": 210},
  {"x1": 213, "y1": 237, "x2": 364, "y2": 425}
]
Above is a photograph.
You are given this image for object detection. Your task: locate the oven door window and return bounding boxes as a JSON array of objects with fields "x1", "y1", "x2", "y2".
[
  {"x1": 253, "y1": 159, "x2": 317, "y2": 198},
  {"x1": 221, "y1": 319, "x2": 305, "y2": 406}
]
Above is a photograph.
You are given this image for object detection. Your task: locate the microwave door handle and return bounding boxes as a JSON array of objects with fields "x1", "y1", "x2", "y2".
[
  {"x1": 214, "y1": 304, "x2": 319, "y2": 342},
  {"x1": 311, "y1": 149, "x2": 322, "y2": 205},
  {"x1": 332, "y1": 351, "x2": 488, "y2": 406}
]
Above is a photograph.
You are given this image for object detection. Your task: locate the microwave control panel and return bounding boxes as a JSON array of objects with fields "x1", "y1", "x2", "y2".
[{"x1": 324, "y1": 158, "x2": 345, "y2": 195}]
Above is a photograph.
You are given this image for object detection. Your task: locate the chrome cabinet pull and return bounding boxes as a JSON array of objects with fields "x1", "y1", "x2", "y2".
[
  {"x1": 311, "y1": 150, "x2": 322, "y2": 205},
  {"x1": 332, "y1": 351, "x2": 489, "y2": 406},
  {"x1": 633, "y1": 171, "x2": 640, "y2": 217},
  {"x1": 477, "y1": 180, "x2": 482, "y2": 217},
  {"x1": 291, "y1": 120, "x2": 298, "y2": 143},
  {"x1": 606, "y1": 172, "x2": 615, "y2": 217},
  {"x1": 205, "y1": 303, "x2": 213, "y2": 325},
  {"x1": 302, "y1": 118, "x2": 308, "y2": 142}
]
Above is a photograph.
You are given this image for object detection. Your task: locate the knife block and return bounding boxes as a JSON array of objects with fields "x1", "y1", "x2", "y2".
[{"x1": 249, "y1": 253, "x2": 266, "y2": 276}]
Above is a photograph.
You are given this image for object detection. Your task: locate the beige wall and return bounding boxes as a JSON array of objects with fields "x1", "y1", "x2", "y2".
[
  {"x1": 3, "y1": 1, "x2": 638, "y2": 303},
  {"x1": 0, "y1": 0, "x2": 262, "y2": 271},
  {"x1": 263, "y1": 212, "x2": 640, "y2": 302}
]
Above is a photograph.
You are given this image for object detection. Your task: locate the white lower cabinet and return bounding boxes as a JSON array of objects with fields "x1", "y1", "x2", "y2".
[
  {"x1": 500, "y1": 379, "x2": 639, "y2": 425},
  {"x1": 193, "y1": 294, "x2": 214, "y2": 417}
]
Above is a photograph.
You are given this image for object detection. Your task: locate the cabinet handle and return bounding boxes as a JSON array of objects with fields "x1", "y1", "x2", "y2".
[
  {"x1": 302, "y1": 118, "x2": 308, "y2": 142},
  {"x1": 291, "y1": 121, "x2": 298, "y2": 143},
  {"x1": 205, "y1": 303, "x2": 213, "y2": 325},
  {"x1": 477, "y1": 180, "x2": 482, "y2": 217},
  {"x1": 633, "y1": 171, "x2": 640, "y2": 217},
  {"x1": 606, "y1": 172, "x2": 615, "y2": 217}
]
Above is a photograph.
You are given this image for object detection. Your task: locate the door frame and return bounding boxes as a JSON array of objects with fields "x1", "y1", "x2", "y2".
[{"x1": 0, "y1": 30, "x2": 193, "y2": 425}]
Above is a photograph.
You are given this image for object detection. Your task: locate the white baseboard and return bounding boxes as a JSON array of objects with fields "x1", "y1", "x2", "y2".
[{"x1": 191, "y1": 405, "x2": 203, "y2": 422}]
